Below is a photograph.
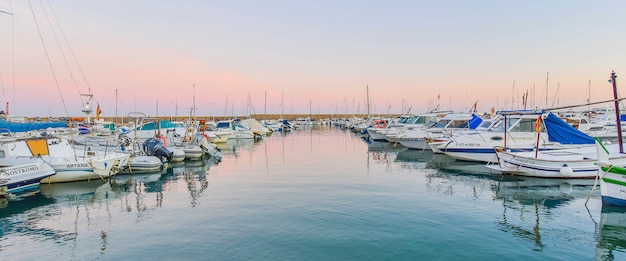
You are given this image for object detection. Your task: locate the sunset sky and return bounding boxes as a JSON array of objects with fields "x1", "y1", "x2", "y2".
[{"x1": 1, "y1": 1, "x2": 626, "y2": 117}]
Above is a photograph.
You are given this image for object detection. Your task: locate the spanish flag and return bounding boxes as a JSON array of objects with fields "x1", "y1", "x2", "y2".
[
  {"x1": 96, "y1": 103, "x2": 102, "y2": 120},
  {"x1": 535, "y1": 115, "x2": 542, "y2": 132}
]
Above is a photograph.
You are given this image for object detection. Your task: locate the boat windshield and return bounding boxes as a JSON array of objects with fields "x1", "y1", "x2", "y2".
[
  {"x1": 414, "y1": 116, "x2": 435, "y2": 125},
  {"x1": 492, "y1": 117, "x2": 539, "y2": 132}
]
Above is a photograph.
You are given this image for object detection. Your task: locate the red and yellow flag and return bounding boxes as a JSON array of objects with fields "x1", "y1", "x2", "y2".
[
  {"x1": 535, "y1": 115, "x2": 542, "y2": 132},
  {"x1": 96, "y1": 103, "x2": 102, "y2": 120}
]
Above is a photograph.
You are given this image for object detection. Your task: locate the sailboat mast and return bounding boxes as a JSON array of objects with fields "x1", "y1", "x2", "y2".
[
  {"x1": 366, "y1": 85, "x2": 370, "y2": 118},
  {"x1": 193, "y1": 84, "x2": 196, "y2": 121},
  {"x1": 115, "y1": 89, "x2": 118, "y2": 124},
  {"x1": 545, "y1": 72, "x2": 549, "y2": 108},
  {"x1": 587, "y1": 80, "x2": 591, "y2": 121},
  {"x1": 512, "y1": 80, "x2": 515, "y2": 110}
]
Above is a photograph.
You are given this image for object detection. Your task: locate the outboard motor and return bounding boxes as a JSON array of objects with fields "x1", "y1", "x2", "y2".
[
  {"x1": 192, "y1": 133, "x2": 210, "y2": 149},
  {"x1": 143, "y1": 138, "x2": 173, "y2": 162}
]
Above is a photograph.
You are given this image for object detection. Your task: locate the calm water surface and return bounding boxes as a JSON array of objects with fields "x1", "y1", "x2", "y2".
[{"x1": 1, "y1": 126, "x2": 625, "y2": 260}]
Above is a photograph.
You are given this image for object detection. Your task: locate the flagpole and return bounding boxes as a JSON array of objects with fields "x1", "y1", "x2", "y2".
[{"x1": 535, "y1": 115, "x2": 541, "y2": 158}]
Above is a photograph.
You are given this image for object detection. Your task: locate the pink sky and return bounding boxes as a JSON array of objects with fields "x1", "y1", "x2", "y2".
[{"x1": 1, "y1": 1, "x2": 625, "y2": 117}]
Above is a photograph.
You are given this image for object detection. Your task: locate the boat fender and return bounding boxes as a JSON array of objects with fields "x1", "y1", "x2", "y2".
[
  {"x1": 559, "y1": 164, "x2": 574, "y2": 176},
  {"x1": 157, "y1": 134, "x2": 168, "y2": 147}
]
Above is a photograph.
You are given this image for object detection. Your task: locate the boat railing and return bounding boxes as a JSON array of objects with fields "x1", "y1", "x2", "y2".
[{"x1": 0, "y1": 128, "x2": 14, "y2": 138}]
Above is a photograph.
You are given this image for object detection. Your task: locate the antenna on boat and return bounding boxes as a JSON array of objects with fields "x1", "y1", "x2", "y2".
[{"x1": 609, "y1": 71, "x2": 623, "y2": 153}]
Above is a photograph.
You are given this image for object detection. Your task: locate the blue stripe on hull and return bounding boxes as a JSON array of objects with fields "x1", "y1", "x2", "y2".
[
  {"x1": 602, "y1": 196, "x2": 626, "y2": 207},
  {"x1": 7, "y1": 177, "x2": 46, "y2": 193}
]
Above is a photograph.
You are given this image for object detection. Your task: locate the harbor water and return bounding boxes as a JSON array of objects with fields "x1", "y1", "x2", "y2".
[{"x1": 1, "y1": 126, "x2": 625, "y2": 260}]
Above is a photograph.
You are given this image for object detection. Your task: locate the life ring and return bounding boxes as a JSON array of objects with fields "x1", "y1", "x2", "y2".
[
  {"x1": 374, "y1": 120, "x2": 387, "y2": 129},
  {"x1": 203, "y1": 133, "x2": 210, "y2": 141}
]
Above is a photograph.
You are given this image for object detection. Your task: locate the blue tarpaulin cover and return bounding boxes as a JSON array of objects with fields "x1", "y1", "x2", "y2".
[
  {"x1": 544, "y1": 112, "x2": 594, "y2": 144},
  {"x1": 0, "y1": 119, "x2": 67, "y2": 132}
]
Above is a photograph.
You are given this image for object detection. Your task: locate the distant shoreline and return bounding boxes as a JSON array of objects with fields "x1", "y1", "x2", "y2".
[{"x1": 19, "y1": 114, "x2": 407, "y2": 123}]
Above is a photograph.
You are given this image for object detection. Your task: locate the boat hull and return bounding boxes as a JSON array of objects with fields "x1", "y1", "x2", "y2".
[
  {"x1": 0, "y1": 158, "x2": 56, "y2": 193},
  {"x1": 40, "y1": 153, "x2": 130, "y2": 183},
  {"x1": 124, "y1": 155, "x2": 164, "y2": 173},
  {"x1": 397, "y1": 138, "x2": 430, "y2": 150},
  {"x1": 600, "y1": 167, "x2": 626, "y2": 207},
  {"x1": 494, "y1": 149, "x2": 623, "y2": 178}
]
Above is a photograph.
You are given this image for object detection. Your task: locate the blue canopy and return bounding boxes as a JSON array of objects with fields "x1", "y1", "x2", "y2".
[
  {"x1": 0, "y1": 119, "x2": 67, "y2": 133},
  {"x1": 544, "y1": 112, "x2": 594, "y2": 144}
]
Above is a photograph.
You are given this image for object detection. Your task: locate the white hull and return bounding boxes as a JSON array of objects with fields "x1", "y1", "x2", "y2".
[
  {"x1": 492, "y1": 149, "x2": 626, "y2": 178},
  {"x1": 124, "y1": 155, "x2": 164, "y2": 173},
  {"x1": 229, "y1": 131, "x2": 255, "y2": 139},
  {"x1": 599, "y1": 167, "x2": 626, "y2": 206},
  {"x1": 0, "y1": 157, "x2": 56, "y2": 193},
  {"x1": 444, "y1": 150, "x2": 502, "y2": 162},
  {"x1": 367, "y1": 128, "x2": 390, "y2": 141},
  {"x1": 40, "y1": 153, "x2": 130, "y2": 183},
  {"x1": 182, "y1": 146, "x2": 203, "y2": 160},
  {"x1": 397, "y1": 138, "x2": 431, "y2": 150},
  {"x1": 169, "y1": 148, "x2": 186, "y2": 162}
]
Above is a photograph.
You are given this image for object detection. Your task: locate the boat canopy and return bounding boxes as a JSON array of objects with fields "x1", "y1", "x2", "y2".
[
  {"x1": 137, "y1": 120, "x2": 182, "y2": 130},
  {"x1": 544, "y1": 112, "x2": 594, "y2": 144},
  {"x1": 0, "y1": 119, "x2": 67, "y2": 133},
  {"x1": 468, "y1": 114, "x2": 483, "y2": 129}
]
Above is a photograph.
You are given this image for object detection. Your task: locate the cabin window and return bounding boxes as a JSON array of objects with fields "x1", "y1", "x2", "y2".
[
  {"x1": 509, "y1": 119, "x2": 536, "y2": 132},
  {"x1": 414, "y1": 116, "x2": 433, "y2": 124},
  {"x1": 448, "y1": 120, "x2": 468, "y2": 128},
  {"x1": 434, "y1": 120, "x2": 450, "y2": 128},
  {"x1": 216, "y1": 122, "x2": 230, "y2": 129}
]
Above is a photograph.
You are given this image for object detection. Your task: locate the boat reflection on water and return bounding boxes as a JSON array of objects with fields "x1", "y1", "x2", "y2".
[
  {"x1": 495, "y1": 176, "x2": 596, "y2": 203},
  {"x1": 596, "y1": 206, "x2": 626, "y2": 261},
  {"x1": 217, "y1": 139, "x2": 256, "y2": 156},
  {"x1": 39, "y1": 179, "x2": 110, "y2": 200},
  {"x1": 395, "y1": 149, "x2": 434, "y2": 161},
  {"x1": 428, "y1": 153, "x2": 499, "y2": 175},
  {"x1": 496, "y1": 176, "x2": 597, "y2": 252},
  {"x1": 110, "y1": 159, "x2": 213, "y2": 208},
  {"x1": 367, "y1": 141, "x2": 403, "y2": 152},
  {"x1": 0, "y1": 193, "x2": 56, "y2": 220},
  {"x1": 423, "y1": 157, "x2": 599, "y2": 252}
]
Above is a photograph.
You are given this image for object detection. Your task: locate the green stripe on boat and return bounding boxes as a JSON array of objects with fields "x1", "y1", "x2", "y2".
[
  {"x1": 602, "y1": 177, "x2": 626, "y2": 187},
  {"x1": 601, "y1": 166, "x2": 626, "y2": 175}
]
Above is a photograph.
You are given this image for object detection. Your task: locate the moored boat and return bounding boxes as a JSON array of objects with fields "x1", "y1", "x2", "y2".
[
  {"x1": 596, "y1": 140, "x2": 626, "y2": 206},
  {"x1": 0, "y1": 136, "x2": 129, "y2": 183},
  {"x1": 0, "y1": 157, "x2": 56, "y2": 194}
]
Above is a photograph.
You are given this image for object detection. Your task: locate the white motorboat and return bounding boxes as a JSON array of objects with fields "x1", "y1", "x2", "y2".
[
  {"x1": 0, "y1": 157, "x2": 56, "y2": 194},
  {"x1": 0, "y1": 136, "x2": 129, "y2": 183}
]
